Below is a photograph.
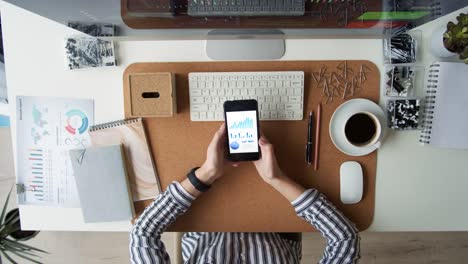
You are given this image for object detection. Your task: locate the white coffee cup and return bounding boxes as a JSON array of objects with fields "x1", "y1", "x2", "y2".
[{"x1": 343, "y1": 111, "x2": 382, "y2": 148}]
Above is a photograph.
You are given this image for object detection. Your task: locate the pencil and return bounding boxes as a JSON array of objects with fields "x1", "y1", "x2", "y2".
[{"x1": 313, "y1": 103, "x2": 321, "y2": 171}]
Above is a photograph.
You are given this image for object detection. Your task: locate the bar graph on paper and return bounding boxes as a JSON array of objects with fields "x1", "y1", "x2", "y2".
[{"x1": 24, "y1": 149, "x2": 52, "y2": 204}]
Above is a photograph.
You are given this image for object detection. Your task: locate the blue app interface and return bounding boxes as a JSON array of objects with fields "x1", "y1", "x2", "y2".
[{"x1": 226, "y1": 110, "x2": 259, "y2": 154}]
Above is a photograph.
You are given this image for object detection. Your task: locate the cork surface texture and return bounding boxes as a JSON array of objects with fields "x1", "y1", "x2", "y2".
[{"x1": 124, "y1": 61, "x2": 380, "y2": 232}]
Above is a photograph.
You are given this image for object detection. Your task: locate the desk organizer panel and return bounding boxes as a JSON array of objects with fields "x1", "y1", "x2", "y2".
[{"x1": 124, "y1": 60, "x2": 380, "y2": 231}]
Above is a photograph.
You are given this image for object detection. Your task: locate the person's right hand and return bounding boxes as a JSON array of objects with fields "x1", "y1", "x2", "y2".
[{"x1": 253, "y1": 135, "x2": 286, "y2": 185}]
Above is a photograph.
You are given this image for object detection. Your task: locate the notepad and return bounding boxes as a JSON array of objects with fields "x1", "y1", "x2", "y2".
[
  {"x1": 419, "y1": 62, "x2": 468, "y2": 149},
  {"x1": 69, "y1": 145, "x2": 134, "y2": 223},
  {"x1": 89, "y1": 118, "x2": 160, "y2": 201}
]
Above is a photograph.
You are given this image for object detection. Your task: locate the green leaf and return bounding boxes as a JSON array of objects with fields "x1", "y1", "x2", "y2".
[
  {"x1": 0, "y1": 250, "x2": 18, "y2": 264},
  {"x1": 3, "y1": 239, "x2": 48, "y2": 254},
  {"x1": 7, "y1": 249, "x2": 43, "y2": 264},
  {"x1": 0, "y1": 186, "x2": 13, "y2": 227}
]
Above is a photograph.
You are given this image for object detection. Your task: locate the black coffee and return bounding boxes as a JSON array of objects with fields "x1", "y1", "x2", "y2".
[{"x1": 345, "y1": 113, "x2": 377, "y2": 145}]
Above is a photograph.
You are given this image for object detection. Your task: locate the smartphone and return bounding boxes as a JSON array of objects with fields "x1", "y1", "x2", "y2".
[{"x1": 223, "y1": 100, "x2": 261, "y2": 161}]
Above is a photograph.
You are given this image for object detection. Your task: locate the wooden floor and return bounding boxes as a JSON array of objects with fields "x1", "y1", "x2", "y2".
[
  {"x1": 1, "y1": 230, "x2": 467, "y2": 263},
  {"x1": 2, "y1": 128, "x2": 468, "y2": 263}
]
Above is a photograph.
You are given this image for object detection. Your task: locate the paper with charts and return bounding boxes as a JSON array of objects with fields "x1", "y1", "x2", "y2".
[{"x1": 16, "y1": 96, "x2": 94, "y2": 207}]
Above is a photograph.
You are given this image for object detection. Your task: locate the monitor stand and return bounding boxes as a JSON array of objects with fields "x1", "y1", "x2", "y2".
[{"x1": 206, "y1": 29, "x2": 285, "y2": 60}]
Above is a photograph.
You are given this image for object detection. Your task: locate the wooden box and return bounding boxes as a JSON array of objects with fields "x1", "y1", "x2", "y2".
[{"x1": 124, "y1": 72, "x2": 176, "y2": 118}]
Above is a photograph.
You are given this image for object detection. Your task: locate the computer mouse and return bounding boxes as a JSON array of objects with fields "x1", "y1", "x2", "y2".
[{"x1": 340, "y1": 161, "x2": 363, "y2": 204}]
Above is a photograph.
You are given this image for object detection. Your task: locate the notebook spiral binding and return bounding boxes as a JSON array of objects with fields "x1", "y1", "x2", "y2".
[
  {"x1": 419, "y1": 63, "x2": 440, "y2": 144},
  {"x1": 89, "y1": 118, "x2": 141, "y2": 132}
]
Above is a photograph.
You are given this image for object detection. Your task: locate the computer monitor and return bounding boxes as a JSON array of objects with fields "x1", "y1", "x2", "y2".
[{"x1": 4, "y1": 0, "x2": 463, "y2": 60}]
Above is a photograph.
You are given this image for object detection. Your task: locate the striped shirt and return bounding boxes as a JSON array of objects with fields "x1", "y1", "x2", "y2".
[{"x1": 130, "y1": 182, "x2": 360, "y2": 264}]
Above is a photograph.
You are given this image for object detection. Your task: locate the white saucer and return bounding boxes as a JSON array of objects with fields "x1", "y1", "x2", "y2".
[{"x1": 329, "y1": 99, "x2": 386, "y2": 156}]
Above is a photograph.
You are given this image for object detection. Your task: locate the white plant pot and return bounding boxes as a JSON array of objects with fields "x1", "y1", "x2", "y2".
[{"x1": 430, "y1": 26, "x2": 458, "y2": 58}]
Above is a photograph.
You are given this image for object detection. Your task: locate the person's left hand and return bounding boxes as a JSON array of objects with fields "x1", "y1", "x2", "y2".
[{"x1": 195, "y1": 123, "x2": 238, "y2": 184}]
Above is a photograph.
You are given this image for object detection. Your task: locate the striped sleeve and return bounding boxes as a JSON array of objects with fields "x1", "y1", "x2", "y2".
[
  {"x1": 129, "y1": 181, "x2": 195, "y2": 264},
  {"x1": 292, "y1": 189, "x2": 360, "y2": 264}
]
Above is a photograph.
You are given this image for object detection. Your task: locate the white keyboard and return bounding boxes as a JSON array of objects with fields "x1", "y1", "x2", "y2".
[{"x1": 189, "y1": 71, "x2": 304, "y2": 121}]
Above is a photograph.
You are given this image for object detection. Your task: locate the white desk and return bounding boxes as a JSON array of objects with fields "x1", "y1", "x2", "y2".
[{"x1": 3, "y1": 1, "x2": 468, "y2": 232}]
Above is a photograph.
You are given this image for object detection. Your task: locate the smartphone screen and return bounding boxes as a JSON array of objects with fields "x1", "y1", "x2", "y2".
[
  {"x1": 224, "y1": 100, "x2": 260, "y2": 161},
  {"x1": 226, "y1": 110, "x2": 259, "y2": 154}
]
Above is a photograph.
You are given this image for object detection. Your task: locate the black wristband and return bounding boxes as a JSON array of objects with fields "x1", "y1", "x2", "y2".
[{"x1": 187, "y1": 167, "x2": 211, "y2": 192}]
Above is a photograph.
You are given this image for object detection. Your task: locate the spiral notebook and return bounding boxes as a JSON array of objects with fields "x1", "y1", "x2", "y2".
[
  {"x1": 89, "y1": 118, "x2": 160, "y2": 201},
  {"x1": 419, "y1": 62, "x2": 468, "y2": 149}
]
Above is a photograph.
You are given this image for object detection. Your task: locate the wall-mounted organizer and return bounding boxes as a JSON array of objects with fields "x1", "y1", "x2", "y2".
[{"x1": 124, "y1": 72, "x2": 177, "y2": 118}]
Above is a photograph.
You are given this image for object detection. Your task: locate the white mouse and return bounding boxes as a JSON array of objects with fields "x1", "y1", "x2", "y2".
[{"x1": 340, "y1": 161, "x2": 363, "y2": 204}]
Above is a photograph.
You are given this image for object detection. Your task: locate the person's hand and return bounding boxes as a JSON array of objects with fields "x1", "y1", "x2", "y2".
[
  {"x1": 253, "y1": 135, "x2": 286, "y2": 185},
  {"x1": 195, "y1": 123, "x2": 237, "y2": 185}
]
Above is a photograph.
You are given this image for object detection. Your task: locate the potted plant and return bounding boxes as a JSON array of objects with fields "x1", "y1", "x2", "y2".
[
  {"x1": 0, "y1": 187, "x2": 47, "y2": 263},
  {"x1": 431, "y1": 12, "x2": 468, "y2": 62}
]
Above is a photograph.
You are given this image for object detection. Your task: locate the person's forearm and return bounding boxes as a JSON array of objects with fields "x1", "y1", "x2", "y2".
[
  {"x1": 130, "y1": 182, "x2": 195, "y2": 263},
  {"x1": 268, "y1": 176, "x2": 306, "y2": 202}
]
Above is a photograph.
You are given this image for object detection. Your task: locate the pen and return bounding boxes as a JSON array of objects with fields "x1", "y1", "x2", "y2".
[
  {"x1": 306, "y1": 111, "x2": 313, "y2": 166},
  {"x1": 314, "y1": 103, "x2": 321, "y2": 171}
]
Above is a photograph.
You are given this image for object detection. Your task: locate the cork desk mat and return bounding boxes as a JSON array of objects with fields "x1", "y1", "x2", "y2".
[{"x1": 125, "y1": 61, "x2": 380, "y2": 232}]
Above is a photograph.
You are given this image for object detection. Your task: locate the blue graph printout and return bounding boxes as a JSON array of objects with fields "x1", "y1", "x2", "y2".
[{"x1": 226, "y1": 110, "x2": 259, "y2": 154}]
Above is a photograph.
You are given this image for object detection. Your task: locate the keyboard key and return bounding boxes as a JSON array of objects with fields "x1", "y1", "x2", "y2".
[
  {"x1": 294, "y1": 112, "x2": 303, "y2": 120},
  {"x1": 261, "y1": 111, "x2": 270, "y2": 119},
  {"x1": 192, "y1": 97, "x2": 204, "y2": 104},
  {"x1": 288, "y1": 96, "x2": 302, "y2": 103},
  {"x1": 215, "y1": 112, "x2": 224, "y2": 120},
  {"x1": 190, "y1": 89, "x2": 202, "y2": 96},
  {"x1": 192, "y1": 104, "x2": 208, "y2": 111},
  {"x1": 191, "y1": 81, "x2": 198, "y2": 89},
  {"x1": 285, "y1": 103, "x2": 301, "y2": 110},
  {"x1": 256, "y1": 88, "x2": 264, "y2": 96},
  {"x1": 207, "y1": 112, "x2": 214, "y2": 119},
  {"x1": 191, "y1": 112, "x2": 199, "y2": 120},
  {"x1": 292, "y1": 80, "x2": 302, "y2": 87},
  {"x1": 200, "y1": 112, "x2": 207, "y2": 120}
]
